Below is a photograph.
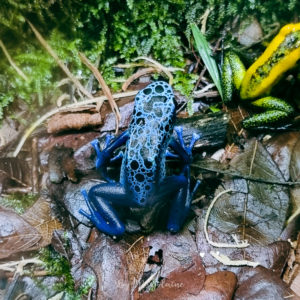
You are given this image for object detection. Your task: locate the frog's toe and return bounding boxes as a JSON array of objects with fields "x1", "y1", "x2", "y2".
[
  {"x1": 188, "y1": 132, "x2": 201, "y2": 151},
  {"x1": 167, "y1": 223, "x2": 180, "y2": 233}
]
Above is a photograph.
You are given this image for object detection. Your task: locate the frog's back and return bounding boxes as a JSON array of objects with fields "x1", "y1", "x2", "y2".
[{"x1": 121, "y1": 81, "x2": 176, "y2": 205}]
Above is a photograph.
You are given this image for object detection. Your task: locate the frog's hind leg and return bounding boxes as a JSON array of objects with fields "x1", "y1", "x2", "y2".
[
  {"x1": 157, "y1": 175, "x2": 191, "y2": 233},
  {"x1": 80, "y1": 183, "x2": 130, "y2": 236}
]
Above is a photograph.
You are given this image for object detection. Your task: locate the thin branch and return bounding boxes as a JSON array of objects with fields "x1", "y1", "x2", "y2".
[
  {"x1": 27, "y1": 21, "x2": 93, "y2": 99},
  {"x1": 210, "y1": 251, "x2": 259, "y2": 267},
  {"x1": 191, "y1": 164, "x2": 300, "y2": 186},
  {"x1": 0, "y1": 40, "x2": 28, "y2": 81},
  {"x1": 138, "y1": 269, "x2": 160, "y2": 292},
  {"x1": 115, "y1": 62, "x2": 184, "y2": 72},
  {"x1": 122, "y1": 67, "x2": 156, "y2": 91},
  {"x1": 126, "y1": 235, "x2": 144, "y2": 254},
  {"x1": 12, "y1": 90, "x2": 138, "y2": 157},
  {"x1": 133, "y1": 56, "x2": 173, "y2": 85},
  {"x1": 79, "y1": 52, "x2": 121, "y2": 134},
  {"x1": 249, "y1": 139, "x2": 258, "y2": 176},
  {"x1": 204, "y1": 189, "x2": 249, "y2": 248},
  {"x1": 0, "y1": 258, "x2": 44, "y2": 275}
]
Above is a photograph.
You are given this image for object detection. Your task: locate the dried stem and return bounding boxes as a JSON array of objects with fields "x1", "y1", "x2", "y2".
[
  {"x1": 133, "y1": 56, "x2": 173, "y2": 85},
  {"x1": 0, "y1": 40, "x2": 28, "y2": 81},
  {"x1": 79, "y1": 52, "x2": 121, "y2": 133},
  {"x1": 204, "y1": 189, "x2": 249, "y2": 248},
  {"x1": 122, "y1": 67, "x2": 156, "y2": 91},
  {"x1": 27, "y1": 21, "x2": 92, "y2": 99}
]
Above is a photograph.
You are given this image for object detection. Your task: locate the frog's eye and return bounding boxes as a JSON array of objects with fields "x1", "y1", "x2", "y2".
[{"x1": 155, "y1": 84, "x2": 164, "y2": 93}]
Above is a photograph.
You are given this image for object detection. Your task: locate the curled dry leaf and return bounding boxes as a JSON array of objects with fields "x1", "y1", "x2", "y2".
[
  {"x1": 47, "y1": 111, "x2": 102, "y2": 134},
  {"x1": 0, "y1": 207, "x2": 41, "y2": 259},
  {"x1": 22, "y1": 197, "x2": 62, "y2": 248}
]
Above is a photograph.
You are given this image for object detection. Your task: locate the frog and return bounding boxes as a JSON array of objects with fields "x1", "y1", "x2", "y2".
[
  {"x1": 80, "y1": 81, "x2": 200, "y2": 236},
  {"x1": 222, "y1": 23, "x2": 300, "y2": 129}
]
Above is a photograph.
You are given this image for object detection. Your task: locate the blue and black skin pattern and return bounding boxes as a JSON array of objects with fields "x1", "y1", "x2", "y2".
[{"x1": 80, "y1": 81, "x2": 200, "y2": 236}]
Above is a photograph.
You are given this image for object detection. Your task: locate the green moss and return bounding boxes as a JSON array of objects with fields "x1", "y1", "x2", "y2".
[
  {"x1": 38, "y1": 246, "x2": 94, "y2": 298},
  {"x1": 0, "y1": 193, "x2": 39, "y2": 214},
  {"x1": 0, "y1": 0, "x2": 299, "y2": 121}
]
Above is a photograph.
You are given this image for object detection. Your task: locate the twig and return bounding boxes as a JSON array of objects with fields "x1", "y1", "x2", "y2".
[
  {"x1": 0, "y1": 40, "x2": 28, "y2": 81},
  {"x1": 138, "y1": 269, "x2": 159, "y2": 292},
  {"x1": 133, "y1": 56, "x2": 173, "y2": 85},
  {"x1": 27, "y1": 21, "x2": 93, "y2": 99},
  {"x1": 122, "y1": 67, "x2": 156, "y2": 91},
  {"x1": 191, "y1": 164, "x2": 300, "y2": 186},
  {"x1": 115, "y1": 63, "x2": 184, "y2": 72},
  {"x1": 79, "y1": 52, "x2": 121, "y2": 134},
  {"x1": 210, "y1": 251, "x2": 259, "y2": 267},
  {"x1": 249, "y1": 139, "x2": 258, "y2": 176},
  {"x1": 56, "y1": 93, "x2": 71, "y2": 107},
  {"x1": 193, "y1": 83, "x2": 216, "y2": 98},
  {"x1": 31, "y1": 138, "x2": 39, "y2": 194},
  {"x1": 12, "y1": 90, "x2": 138, "y2": 157},
  {"x1": 287, "y1": 206, "x2": 300, "y2": 224},
  {"x1": 0, "y1": 258, "x2": 44, "y2": 275},
  {"x1": 204, "y1": 189, "x2": 249, "y2": 248},
  {"x1": 126, "y1": 236, "x2": 144, "y2": 254},
  {"x1": 200, "y1": 7, "x2": 213, "y2": 34}
]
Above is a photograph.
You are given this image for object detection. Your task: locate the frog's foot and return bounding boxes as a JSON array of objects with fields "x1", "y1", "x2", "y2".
[
  {"x1": 165, "y1": 149, "x2": 179, "y2": 159},
  {"x1": 166, "y1": 179, "x2": 202, "y2": 233},
  {"x1": 174, "y1": 126, "x2": 201, "y2": 156},
  {"x1": 79, "y1": 188, "x2": 125, "y2": 236},
  {"x1": 191, "y1": 179, "x2": 201, "y2": 199},
  {"x1": 110, "y1": 151, "x2": 124, "y2": 163}
]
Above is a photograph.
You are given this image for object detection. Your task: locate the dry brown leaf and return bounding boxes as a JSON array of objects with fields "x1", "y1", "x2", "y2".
[
  {"x1": 22, "y1": 197, "x2": 62, "y2": 248},
  {"x1": 125, "y1": 235, "x2": 149, "y2": 289},
  {"x1": 0, "y1": 207, "x2": 41, "y2": 259}
]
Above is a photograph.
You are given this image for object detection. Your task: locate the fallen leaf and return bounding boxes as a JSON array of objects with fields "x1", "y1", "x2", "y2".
[
  {"x1": 197, "y1": 270, "x2": 237, "y2": 300},
  {"x1": 290, "y1": 136, "x2": 300, "y2": 215},
  {"x1": 209, "y1": 139, "x2": 289, "y2": 245},
  {"x1": 22, "y1": 197, "x2": 62, "y2": 248},
  {"x1": 195, "y1": 210, "x2": 290, "y2": 275},
  {"x1": 235, "y1": 266, "x2": 299, "y2": 299},
  {"x1": 139, "y1": 255, "x2": 205, "y2": 300},
  {"x1": 144, "y1": 227, "x2": 199, "y2": 278},
  {"x1": 0, "y1": 207, "x2": 41, "y2": 259},
  {"x1": 265, "y1": 132, "x2": 300, "y2": 181},
  {"x1": 83, "y1": 234, "x2": 130, "y2": 300}
]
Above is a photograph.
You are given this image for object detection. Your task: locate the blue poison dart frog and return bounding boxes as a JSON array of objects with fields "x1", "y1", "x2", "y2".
[{"x1": 80, "y1": 81, "x2": 201, "y2": 236}]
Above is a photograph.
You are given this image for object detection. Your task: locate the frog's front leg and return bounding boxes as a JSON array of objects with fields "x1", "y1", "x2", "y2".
[
  {"x1": 92, "y1": 130, "x2": 129, "y2": 182},
  {"x1": 80, "y1": 183, "x2": 134, "y2": 236}
]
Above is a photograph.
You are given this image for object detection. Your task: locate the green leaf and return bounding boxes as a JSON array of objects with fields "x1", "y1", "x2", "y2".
[{"x1": 191, "y1": 23, "x2": 223, "y2": 99}]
